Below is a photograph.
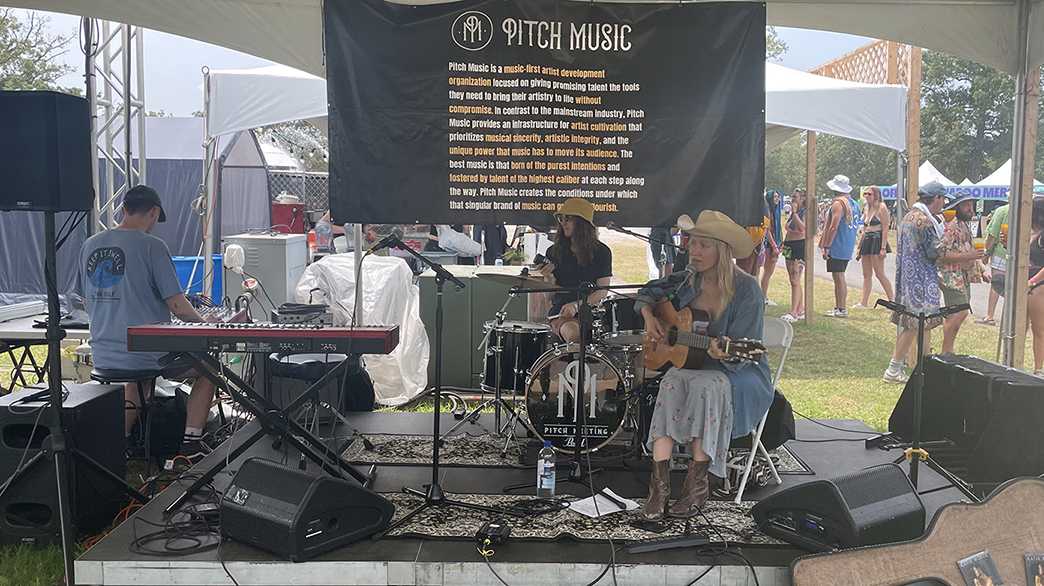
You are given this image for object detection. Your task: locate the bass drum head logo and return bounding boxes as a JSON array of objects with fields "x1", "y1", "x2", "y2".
[
  {"x1": 86, "y1": 246, "x2": 126, "y2": 289},
  {"x1": 451, "y1": 11, "x2": 494, "y2": 51}
]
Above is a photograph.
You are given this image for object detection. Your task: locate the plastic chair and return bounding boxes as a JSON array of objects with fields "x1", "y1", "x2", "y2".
[{"x1": 730, "y1": 316, "x2": 793, "y2": 503}]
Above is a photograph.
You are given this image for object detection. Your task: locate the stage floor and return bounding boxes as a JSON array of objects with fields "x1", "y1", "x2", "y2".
[{"x1": 76, "y1": 412, "x2": 968, "y2": 586}]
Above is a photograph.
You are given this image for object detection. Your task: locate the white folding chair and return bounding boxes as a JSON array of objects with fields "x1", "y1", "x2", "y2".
[{"x1": 730, "y1": 316, "x2": 793, "y2": 503}]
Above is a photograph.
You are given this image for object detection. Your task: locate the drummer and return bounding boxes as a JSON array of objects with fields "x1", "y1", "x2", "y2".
[
  {"x1": 540, "y1": 197, "x2": 613, "y2": 342},
  {"x1": 633, "y1": 210, "x2": 773, "y2": 522}
]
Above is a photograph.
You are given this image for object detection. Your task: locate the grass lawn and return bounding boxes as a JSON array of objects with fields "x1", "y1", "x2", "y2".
[{"x1": 0, "y1": 235, "x2": 1030, "y2": 583}]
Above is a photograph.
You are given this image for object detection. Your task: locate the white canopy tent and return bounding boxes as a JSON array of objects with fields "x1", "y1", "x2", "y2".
[
  {"x1": 3, "y1": 0, "x2": 1040, "y2": 76},
  {"x1": 765, "y1": 63, "x2": 906, "y2": 151},
  {"x1": 4, "y1": 0, "x2": 1040, "y2": 366},
  {"x1": 976, "y1": 159, "x2": 1044, "y2": 187},
  {"x1": 918, "y1": 160, "x2": 957, "y2": 186}
]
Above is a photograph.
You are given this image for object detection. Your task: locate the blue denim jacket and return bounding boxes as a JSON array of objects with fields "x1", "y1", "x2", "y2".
[{"x1": 635, "y1": 268, "x2": 774, "y2": 438}]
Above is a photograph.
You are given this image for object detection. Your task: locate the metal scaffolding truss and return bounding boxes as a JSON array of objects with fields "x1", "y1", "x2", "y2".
[{"x1": 83, "y1": 18, "x2": 147, "y2": 232}]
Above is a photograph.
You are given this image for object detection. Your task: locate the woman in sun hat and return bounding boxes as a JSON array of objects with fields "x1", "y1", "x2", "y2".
[
  {"x1": 541, "y1": 197, "x2": 612, "y2": 343},
  {"x1": 633, "y1": 210, "x2": 773, "y2": 521}
]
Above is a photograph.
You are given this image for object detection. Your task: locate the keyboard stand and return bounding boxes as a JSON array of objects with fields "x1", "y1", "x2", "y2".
[{"x1": 163, "y1": 351, "x2": 375, "y2": 516}]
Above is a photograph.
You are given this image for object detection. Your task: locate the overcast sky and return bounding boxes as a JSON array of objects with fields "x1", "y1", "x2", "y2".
[{"x1": 33, "y1": 11, "x2": 871, "y2": 116}]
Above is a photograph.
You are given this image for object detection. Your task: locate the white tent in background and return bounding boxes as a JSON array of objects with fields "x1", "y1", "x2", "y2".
[
  {"x1": 765, "y1": 63, "x2": 906, "y2": 151},
  {"x1": 206, "y1": 64, "x2": 327, "y2": 139},
  {"x1": 259, "y1": 141, "x2": 302, "y2": 171},
  {"x1": 960, "y1": 178, "x2": 976, "y2": 186},
  {"x1": 918, "y1": 160, "x2": 957, "y2": 186},
  {"x1": 976, "y1": 159, "x2": 1044, "y2": 187}
]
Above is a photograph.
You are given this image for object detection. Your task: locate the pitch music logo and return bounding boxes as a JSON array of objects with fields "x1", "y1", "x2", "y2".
[{"x1": 451, "y1": 11, "x2": 493, "y2": 51}]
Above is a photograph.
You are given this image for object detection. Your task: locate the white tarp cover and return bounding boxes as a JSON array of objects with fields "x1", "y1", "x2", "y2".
[
  {"x1": 765, "y1": 63, "x2": 906, "y2": 151},
  {"x1": 4, "y1": 1, "x2": 1041, "y2": 75},
  {"x1": 208, "y1": 64, "x2": 327, "y2": 138},
  {"x1": 960, "y1": 178, "x2": 975, "y2": 186},
  {"x1": 976, "y1": 159, "x2": 1044, "y2": 187},
  {"x1": 295, "y1": 254, "x2": 429, "y2": 406}
]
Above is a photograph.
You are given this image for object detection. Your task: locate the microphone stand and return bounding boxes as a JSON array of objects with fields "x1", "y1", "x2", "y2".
[
  {"x1": 874, "y1": 299, "x2": 979, "y2": 502},
  {"x1": 605, "y1": 222, "x2": 684, "y2": 253},
  {"x1": 376, "y1": 237, "x2": 506, "y2": 538}
]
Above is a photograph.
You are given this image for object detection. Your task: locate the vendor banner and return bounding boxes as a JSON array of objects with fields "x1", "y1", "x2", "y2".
[{"x1": 324, "y1": 0, "x2": 765, "y2": 227}]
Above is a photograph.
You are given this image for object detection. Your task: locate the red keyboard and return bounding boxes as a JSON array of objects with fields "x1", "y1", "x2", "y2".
[{"x1": 127, "y1": 323, "x2": 399, "y2": 355}]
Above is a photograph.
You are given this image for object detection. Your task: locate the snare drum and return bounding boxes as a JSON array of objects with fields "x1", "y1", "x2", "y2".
[
  {"x1": 523, "y1": 344, "x2": 630, "y2": 454},
  {"x1": 595, "y1": 295, "x2": 645, "y2": 348},
  {"x1": 481, "y1": 320, "x2": 551, "y2": 393}
]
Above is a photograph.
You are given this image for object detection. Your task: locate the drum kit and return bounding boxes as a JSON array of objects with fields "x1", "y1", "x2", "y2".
[{"x1": 449, "y1": 270, "x2": 659, "y2": 458}]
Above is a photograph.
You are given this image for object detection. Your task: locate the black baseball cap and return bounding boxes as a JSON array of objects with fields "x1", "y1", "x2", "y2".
[{"x1": 124, "y1": 184, "x2": 166, "y2": 222}]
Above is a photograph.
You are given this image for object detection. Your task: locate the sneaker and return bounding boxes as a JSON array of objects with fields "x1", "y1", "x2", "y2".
[
  {"x1": 765, "y1": 299, "x2": 779, "y2": 307},
  {"x1": 882, "y1": 368, "x2": 909, "y2": 384},
  {"x1": 178, "y1": 434, "x2": 212, "y2": 462},
  {"x1": 825, "y1": 308, "x2": 849, "y2": 318},
  {"x1": 851, "y1": 303, "x2": 869, "y2": 309},
  {"x1": 780, "y1": 313, "x2": 796, "y2": 323}
]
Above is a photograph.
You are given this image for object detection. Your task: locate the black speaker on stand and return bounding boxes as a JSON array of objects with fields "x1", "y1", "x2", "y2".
[{"x1": 0, "y1": 90, "x2": 144, "y2": 584}]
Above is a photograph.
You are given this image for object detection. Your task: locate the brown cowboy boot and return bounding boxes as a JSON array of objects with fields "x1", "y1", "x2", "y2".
[
  {"x1": 640, "y1": 459, "x2": 671, "y2": 521},
  {"x1": 668, "y1": 459, "x2": 710, "y2": 518}
]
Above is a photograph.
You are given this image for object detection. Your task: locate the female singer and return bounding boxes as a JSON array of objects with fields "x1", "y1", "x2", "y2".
[
  {"x1": 542, "y1": 198, "x2": 612, "y2": 342},
  {"x1": 635, "y1": 210, "x2": 773, "y2": 520}
]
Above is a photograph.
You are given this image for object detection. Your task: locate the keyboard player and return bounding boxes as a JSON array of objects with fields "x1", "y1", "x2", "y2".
[{"x1": 80, "y1": 185, "x2": 216, "y2": 460}]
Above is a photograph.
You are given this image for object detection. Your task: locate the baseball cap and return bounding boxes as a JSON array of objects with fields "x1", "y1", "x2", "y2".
[
  {"x1": 124, "y1": 184, "x2": 166, "y2": 222},
  {"x1": 917, "y1": 181, "x2": 947, "y2": 200}
]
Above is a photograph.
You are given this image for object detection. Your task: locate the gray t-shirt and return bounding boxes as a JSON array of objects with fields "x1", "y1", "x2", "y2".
[{"x1": 80, "y1": 229, "x2": 182, "y2": 370}]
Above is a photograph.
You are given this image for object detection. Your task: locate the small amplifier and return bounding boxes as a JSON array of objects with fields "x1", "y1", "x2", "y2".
[
  {"x1": 220, "y1": 458, "x2": 394, "y2": 561},
  {"x1": 271, "y1": 303, "x2": 334, "y2": 325}
]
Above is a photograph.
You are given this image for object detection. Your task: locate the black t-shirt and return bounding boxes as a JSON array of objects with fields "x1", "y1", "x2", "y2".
[{"x1": 546, "y1": 240, "x2": 612, "y2": 308}]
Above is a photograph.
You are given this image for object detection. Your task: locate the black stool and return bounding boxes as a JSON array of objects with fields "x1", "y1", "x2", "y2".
[{"x1": 91, "y1": 368, "x2": 161, "y2": 464}]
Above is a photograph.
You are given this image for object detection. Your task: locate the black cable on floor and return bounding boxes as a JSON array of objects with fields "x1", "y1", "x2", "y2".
[{"x1": 791, "y1": 409, "x2": 880, "y2": 436}]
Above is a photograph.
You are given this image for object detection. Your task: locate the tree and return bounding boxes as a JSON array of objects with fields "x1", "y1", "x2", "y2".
[
  {"x1": 766, "y1": 27, "x2": 787, "y2": 62},
  {"x1": 0, "y1": 9, "x2": 75, "y2": 91}
]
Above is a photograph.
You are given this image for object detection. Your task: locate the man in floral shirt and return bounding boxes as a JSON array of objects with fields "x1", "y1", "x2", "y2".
[
  {"x1": 938, "y1": 191, "x2": 988, "y2": 353},
  {"x1": 884, "y1": 182, "x2": 948, "y2": 383}
]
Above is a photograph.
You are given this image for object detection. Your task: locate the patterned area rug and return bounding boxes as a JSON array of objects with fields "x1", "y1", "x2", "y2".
[
  {"x1": 382, "y1": 492, "x2": 786, "y2": 546},
  {"x1": 343, "y1": 433, "x2": 811, "y2": 474}
]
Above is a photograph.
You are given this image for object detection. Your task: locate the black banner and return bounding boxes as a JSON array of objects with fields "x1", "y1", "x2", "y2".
[{"x1": 324, "y1": 0, "x2": 765, "y2": 227}]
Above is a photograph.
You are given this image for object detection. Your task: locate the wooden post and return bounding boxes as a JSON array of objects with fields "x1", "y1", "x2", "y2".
[
  {"x1": 1007, "y1": 68, "x2": 1041, "y2": 368},
  {"x1": 885, "y1": 42, "x2": 899, "y2": 85},
  {"x1": 804, "y1": 132, "x2": 817, "y2": 324},
  {"x1": 905, "y1": 47, "x2": 923, "y2": 205}
]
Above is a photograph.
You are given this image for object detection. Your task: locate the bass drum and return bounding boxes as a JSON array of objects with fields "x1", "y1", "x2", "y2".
[{"x1": 523, "y1": 344, "x2": 630, "y2": 454}]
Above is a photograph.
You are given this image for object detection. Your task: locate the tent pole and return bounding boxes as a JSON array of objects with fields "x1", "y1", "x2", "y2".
[
  {"x1": 202, "y1": 68, "x2": 218, "y2": 299},
  {"x1": 1001, "y1": 0, "x2": 1039, "y2": 368},
  {"x1": 354, "y1": 223, "x2": 364, "y2": 325},
  {"x1": 84, "y1": 17, "x2": 100, "y2": 237},
  {"x1": 804, "y1": 131, "x2": 817, "y2": 324}
]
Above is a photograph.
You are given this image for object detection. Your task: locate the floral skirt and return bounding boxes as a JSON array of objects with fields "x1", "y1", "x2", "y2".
[{"x1": 646, "y1": 368, "x2": 733, "y2": 478}]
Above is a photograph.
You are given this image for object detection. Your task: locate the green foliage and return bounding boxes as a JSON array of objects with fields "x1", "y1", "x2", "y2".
[
  {"x1": 766, "y1": 27, "x2": 787, "y2": 62},
  {"x1": 0, "y1": 544, "x2": 65, "y2": 586},
  {"x1": 765, "y1": 134, "x2": 806, "y2": 194},
  {"x1": 0, "y1": 10, "x2": 74, "y2": 92}
]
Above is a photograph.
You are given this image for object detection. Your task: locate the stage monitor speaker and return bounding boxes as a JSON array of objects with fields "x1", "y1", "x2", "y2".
[
  {"x1": 221, "y1": 458, "x2": 394, "y2": 561},
  {"x1": 889, "y1": 354, "x2": 1044, "y2": 482},
  {"x1": 0, "y1": 384, "x2": 126, "y2": 545},
  {"x1": 751, "y1": 463, "x2": 925, "y2": 552},
  {"x1": 0, "y1": 90, "x2": 93, "y2": 212}
]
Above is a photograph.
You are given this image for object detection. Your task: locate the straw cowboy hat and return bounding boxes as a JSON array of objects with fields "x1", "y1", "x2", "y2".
[
  {"x1": 827, "y1": 174, "x2": 853, "y2": 194},
  {"x1": 676, "y1": 210, "x2": 755, "y2": 258},
  {"x1": 555, "y1": 197, "x2": 595, "y2": 225}
]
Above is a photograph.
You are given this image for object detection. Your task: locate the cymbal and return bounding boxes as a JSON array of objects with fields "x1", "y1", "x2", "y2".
[{"x1": 474, "y1": 266, "x2": 551, "y2": 288}]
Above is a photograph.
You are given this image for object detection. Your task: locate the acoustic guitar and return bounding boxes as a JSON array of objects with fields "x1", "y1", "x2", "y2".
[{"x1": 642, "y1": 300, "x2": 765, "y2": 371}]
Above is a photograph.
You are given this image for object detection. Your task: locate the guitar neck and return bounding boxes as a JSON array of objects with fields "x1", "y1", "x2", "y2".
[{"x1": 675, "y1": 330, "x2": 715, "y2": 351}]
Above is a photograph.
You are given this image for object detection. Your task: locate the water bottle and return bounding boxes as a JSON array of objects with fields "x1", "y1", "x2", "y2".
[
  {"x1": 536, "y1": 440, "x2": 556, "y2": 497},
  {"x1": 315, "y1": 218, "x2": 333, "y2": 252},
  {"x1": 494, "y1": 257, "x2": 504, "y2": 267}
]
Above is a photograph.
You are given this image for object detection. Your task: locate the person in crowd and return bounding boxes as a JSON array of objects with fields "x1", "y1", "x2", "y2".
[
  {"x1": 819, "y1": 174, "x2": 859, "y2": 317},
  {"x1": 780, "y1": 188, "x2": 807, "y2": 322},
  {"x1": 80, "y1": 185, "x2": 217, "y2": 459},
  {"x1": 634, "y1": 210, "x2": 772, "y2": 521},
  {"x1": 541, "y1": 198, "x2": 612, "y2": 342},
  {"x1": 474, "y1": 224, "x2": 509, "y2": 265},
  {"x1": 650, "y1": 222, "x2": 677, "y2": 278},
  {"x1": 883, "y1": 182, "x2": 949, "y2": 383},
  {"x1": 854, "y1": 186, "x2": 894, "y2": 307},
  {"x1": 736, "y1": 198, "x2": 770, "y2": 276},
  {"x1": 1024, "y1": 197, "x2": 1044, "y2": 376},
  {"x1": 760, "y1": 190, "x2": 784, "y2": 304},
  {"x1": 937, "y1": 191, "x2": 987, "y2": 353},
  {"x1": 978, "y1": 203, "x2": 1009, "y2": 325}
]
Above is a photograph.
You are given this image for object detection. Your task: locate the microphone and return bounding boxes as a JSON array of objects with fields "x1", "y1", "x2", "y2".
[{"x1": 368, "y1": 233, "x2": 403, "y2": 253}]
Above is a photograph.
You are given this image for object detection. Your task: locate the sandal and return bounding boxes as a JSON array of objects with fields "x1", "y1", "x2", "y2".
[{"x1": 975, "y1": 317, "x2": 997, "y2": 326}]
